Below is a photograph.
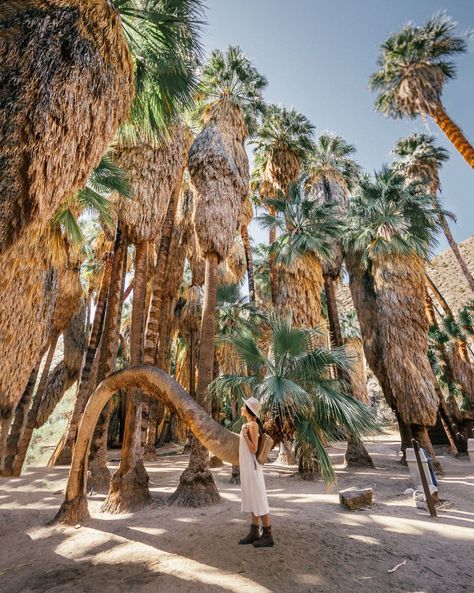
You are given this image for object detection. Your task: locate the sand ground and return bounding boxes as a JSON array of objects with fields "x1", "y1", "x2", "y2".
[{"x1": 0, "y1": 436, "x2": 473, "y2": 593}]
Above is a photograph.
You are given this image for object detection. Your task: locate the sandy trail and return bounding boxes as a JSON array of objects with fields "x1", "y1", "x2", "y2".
[{"x1": 0, "y1": 436, "x2": 473, "y2": 593}]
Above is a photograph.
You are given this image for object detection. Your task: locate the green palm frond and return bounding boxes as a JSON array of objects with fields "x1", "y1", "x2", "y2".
[
  {"x1": 294, "y1": 417, "x2": 335, "y2": 483},
  {"x1": 210, "y1": 316, "x2": 376, "y2": 484},
  {"x1": 87, "y1": 155, "x2": 132, "y2": 198},
  {"x1": 252, "y1": 104, "x2": 315, "y2": 162},
  {"x1": 115, "y1": 0, "x2": 204, "y2": 139},
  {"x1": 370, "y1": 12, "x2": 468, "y2": 118},
  {"x1": 258, "y1": 180, "x2": 343, "y2": 266},
  {"x1": 345, "y1": 166, "x2": 443, "y2": 266},
  {"x1": 193, "y1": 45, "x2": 267, "y2": 134}
]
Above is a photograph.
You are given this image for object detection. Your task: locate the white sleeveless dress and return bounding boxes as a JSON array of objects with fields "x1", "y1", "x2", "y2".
[{"x1": 239, "y1": 423, "x2": 270, "y2": 516}]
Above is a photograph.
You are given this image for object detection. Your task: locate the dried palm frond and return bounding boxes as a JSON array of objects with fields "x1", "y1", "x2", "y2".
[{"x1": 0, "y1": 0, "x2": 133, "y2": 252}]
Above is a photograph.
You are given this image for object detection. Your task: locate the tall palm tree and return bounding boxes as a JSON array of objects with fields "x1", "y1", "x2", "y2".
[
  {"x1": 0, "y1": 157, "x2": 128, "y2": 473},
  {"x1": 257, "y1": 182, "x2": 341, "y2": 466},
  {"x1": 211, "y1": 317, "x2": 377, "y2": 482},
  {"x1": 345, "y1": 167, "x2": 444, "y2": 465},
  {"x1": 392, "y1": 133, "x2": 474, "y2": 294},
  {"x1": 304, "y1": 134, "x2": 373, "y2": 466},
  {"x1": 169, "y1": 45, "x2": 267, "y2": 506},
  {"x1": 252, "y1": 106, "x2": 315, "y2": 304},
  {"x1": 0, "y1": 0, "x2": 204, "y2": 253},
  {"x1": 252, "y1": 106, "x2": 315, "y2": 195},
  {"x1": 305, "y1": 134, "x2": 361, "y2": 347},
  {"x1": 370, "y1": 13, "x2": 474, "y2": 168}
]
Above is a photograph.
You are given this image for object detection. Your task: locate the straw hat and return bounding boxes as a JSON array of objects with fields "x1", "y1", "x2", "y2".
[{"x1": 244, "y1": 396, "x2": 261, "y2": 417}]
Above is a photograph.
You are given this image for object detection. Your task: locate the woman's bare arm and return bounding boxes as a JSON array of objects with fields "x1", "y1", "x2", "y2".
[{"x1": 243, "y1": 422, "x2": 259, "y2": 454}]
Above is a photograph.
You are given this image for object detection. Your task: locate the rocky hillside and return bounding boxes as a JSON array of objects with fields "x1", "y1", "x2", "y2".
[{"x1": 337, "y1": 236, "x2": 474, "y2": 314}]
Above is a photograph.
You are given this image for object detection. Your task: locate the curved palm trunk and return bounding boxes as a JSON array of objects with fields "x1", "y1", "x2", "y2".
[
  {"x1": 88, "y1": 226, "x2": 127, "y2": 494},
  {"x1": 430, "y1": 104, "x2": 474, "y2": 169},
  {"x1": 51, "y1": 256, "x2": 112, "y2": 466},
  {"x1": 10, "y1": 334, "x2": 59, "y2": 476},
  {"x1": 103, "y1": 241, "x2": 150, "y2": 513},
  {"x1": 241, "y1": 224, "x2": 255, "y2": 302},
  {"x1": 169, "y1": 253, "x2": 221, "y2": 507},
  {"x1": 52, "y1": 365, "x2": 239, "y2": 524},
  {"x1": 1, "y1": 364, "x2": 40, "y2": 475}
]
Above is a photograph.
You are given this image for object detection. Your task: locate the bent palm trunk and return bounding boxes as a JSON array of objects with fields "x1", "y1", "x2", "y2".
[{"x1": 53, "y1": 366, "x2": 239, "y2": 525}]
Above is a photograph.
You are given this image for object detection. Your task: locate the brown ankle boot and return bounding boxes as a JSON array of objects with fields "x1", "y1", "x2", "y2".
[
  {"x1": 239, "y1": 524, "x2": 260, "y2": 545},
  {"x1": 253, "y1": 525, "x2": 274, "y2": 547}
]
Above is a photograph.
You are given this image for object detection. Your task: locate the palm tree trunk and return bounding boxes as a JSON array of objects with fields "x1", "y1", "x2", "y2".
[
  {"x1": 10, "y1": 334, "x2": 59, "y2": 476},
  {"x1": 52, "y1": 366, "x2": 240, "y2": 525},
  {"x1": 430, "y1": 104, "x2": 474, "y2": 169},
  {"x1": 395, "y1": 409, "x2": 413, "y2": 465},
  {"x1": 324, "y1": 275, "x2": 343, "y2": 348},
  {"x1": 269, "y1": 225, "x2": 278, "y2": 305},
  {"x1": 88, "y1": 225, "x2": 127, "y2": 494},
  {"x1": 142, "y1": 184, "x2": 181, "y2": 456},
  {"x1": 103, "y1": 241, "x2": 151, "y2": 513},
  {"x1": 169, "y1": 253, "x2": 221, "y2": 506},
  {"x1": 241, "y1": 224, "x2": 255, "y2": 303},
  {"x1": 1, "y1": 364, "x2": 40, "y2": 476},
  {"x1": 51, "y1": 256, "x2": 112, "y2": 467},
  {"x1": 436, "y1": 211, "x2": 474, "y2": 294},
  {"x1": 411, "y1": 423, "x2": 442, "y2": 474},
  {"x1": 324, "y1": 275, "x2": 374, "y2": 468}
]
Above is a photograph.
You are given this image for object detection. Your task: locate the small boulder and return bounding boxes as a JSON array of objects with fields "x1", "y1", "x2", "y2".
[{"x1": 339, "y1": 487, "x2": 373, "y2": 510}]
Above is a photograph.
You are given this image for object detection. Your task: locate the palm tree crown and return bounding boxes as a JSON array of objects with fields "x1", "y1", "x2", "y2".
[
  {"x1": 257, "y1": 182, "x2": 342, "y2": 268},
  {"x1": 345, "y1": 166, "x2": 442, "y2": 266},
  {"x1": 252, "y1": 105, "x2": 315, "y2": 163},
  {"x1": 369, "y1": 13, "x2": 467, "y2": 119},
  {"x1": 392, "y1": 133, "x2": 449, "y2": 189},
  {"x1": 194, "y1": 45, "x2": 268, "y2": 134},
  {"x1": 306, "y1": 133, "x2": 361, "y2": 191}
]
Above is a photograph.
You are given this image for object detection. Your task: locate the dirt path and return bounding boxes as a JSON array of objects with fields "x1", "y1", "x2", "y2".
[{"x1": 0, "y1": 437, "x2": 473, "y2": 593}]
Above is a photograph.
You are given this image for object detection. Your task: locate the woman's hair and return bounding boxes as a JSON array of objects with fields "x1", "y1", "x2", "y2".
[{"x1": 245, "y1": 404, "x2": 264, "y2": 434}]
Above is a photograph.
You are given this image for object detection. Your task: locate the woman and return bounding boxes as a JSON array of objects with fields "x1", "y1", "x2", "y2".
[{"x1": 238, "y1": 396, "x2": 274, "y2": 547}]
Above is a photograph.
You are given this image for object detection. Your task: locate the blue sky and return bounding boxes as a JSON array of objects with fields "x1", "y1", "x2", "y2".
[{"x1": 202, "y1": 0, "x2": 474, "y2": 252}]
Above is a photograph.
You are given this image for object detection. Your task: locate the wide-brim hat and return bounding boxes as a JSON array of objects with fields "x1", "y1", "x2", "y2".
[{"x1": 244, "y1": 396, "x2": 261, "y2": 417}]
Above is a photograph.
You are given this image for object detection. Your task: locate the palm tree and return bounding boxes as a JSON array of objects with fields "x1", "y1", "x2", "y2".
[
  {"x1": 304, "y1": 134, "x2": 373, "y2": 467},
  {"x1": 0, "y1": 0, "x2": 203, "y2": 464},
  {"x1": 258, "y1": 182, "x2": 340, "y2": 328},
  {"x1": 53, "y1": 365, "x2": 240, "y2": 524},
  {"x1": 305, "y1": 133, "x2": 361, "y2": 347},
  {"x1": 257, "y1": 182, "x2": 341, "y2": 466},
  {"x1": 340, "y1": 311, "x2": 369, "y2": 405},
  {"x1": 370, "y1": 13, "x2": 474, "y2": 168},
  {"x1": 392, "y1": 133, "x2": 474, "y2": 293},
  {"x1": 211, "y1": 317, "x2": 377, "y2": 482},
  {"x1": 0, "y1": 158, "x2": 129, "y2": 474},
  {"x1": 252, "y1": 106, "x2": 315, "y2": 304},
  {"x1": 169, "y1": 45, "x2": 267, "y2": 506},
  {"x1": 345, "y1": 167, "x2": 444, "y2": 465},
  {"x1": 252, "y1": 106, "x2": 315, "y2": 195},
  {"x1": 0, "y1": 0, "x2": 205, "y2": 253}
]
